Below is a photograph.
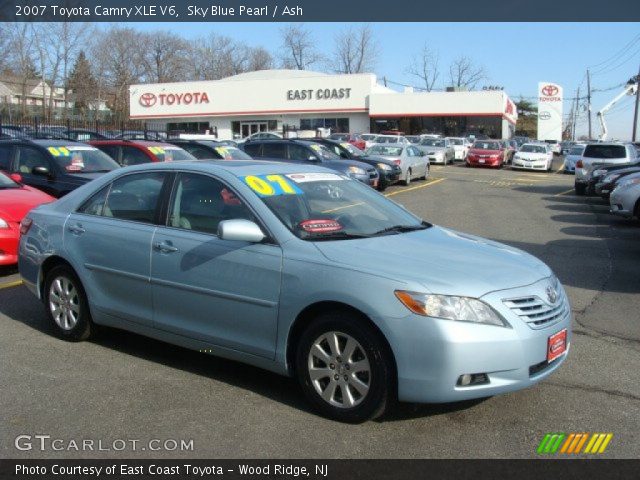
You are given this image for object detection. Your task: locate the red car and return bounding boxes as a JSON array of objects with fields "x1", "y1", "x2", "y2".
[
  {"x1": 88, "y1": 140, "x2": 196, "y2": 166},
  {"x1": 327, "y1": 133, "x2": 366, "y2": 151},
  {"x1": 0, "y1": 172, "x2": 55, "y2": 265},
  {"x1": 466, "y1": 140, "x2": 506, "y2": 168}
]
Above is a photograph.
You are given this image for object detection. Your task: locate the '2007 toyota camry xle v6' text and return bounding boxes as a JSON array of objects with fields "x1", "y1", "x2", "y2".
[{"x1": 18, "y1": 161, "x2": 571, "y2": 422}]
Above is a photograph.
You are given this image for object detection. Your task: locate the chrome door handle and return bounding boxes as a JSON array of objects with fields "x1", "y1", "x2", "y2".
[
  {"x1": 153, "y1": 241, "x2": 178, "y2": 253},
  {"x1": 68, "y1": 224, "x2": 85, "y2": 234}
]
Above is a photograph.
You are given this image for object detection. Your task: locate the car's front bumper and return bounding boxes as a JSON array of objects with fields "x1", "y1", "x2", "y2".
[
  {"x1": 384, "y1": 278, "x2": 572, "y2": 403},
  {"x1": 454, "y1": 150, "x2": 467, "y2": 160},
  {"x1": 610, "y1": 189, "x2": 634, "y2": 217},
  {"x1": 429, "y1": 155, "x2": 446, "y2": 164},
  {"x1": 512, "y1": 159, "x2": 548, "y2": 170},
  {"x1": 468, "y1": 157, "x2": 501, "y2": 167}
]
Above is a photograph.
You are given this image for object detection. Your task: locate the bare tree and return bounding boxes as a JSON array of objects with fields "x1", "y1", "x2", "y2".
[
  {"x1": 188, "y1": 34, "x2": 242, "y2": 80},
  {"x1": 247, "y1": 47, "x2": 273, "y2": 72},
  {"x1": 4, "y1": 24, "x2": 39, "y2": 117},
  {"x1": 90, "y1": 26, "x2": 146, "y2": 120},
  {"x1": 141, "y1": 31, "x2": 190, "y2": 83},
  {"x1": 279, "y1": 25, "x2": 322, "y2": 70},
  {"x1": 407, "y1": 43, "x2": 439, "y2": 91},
  {"x1": 448, "y1": 55, "x2": 486, "y2": 90},
  {"x1": 331, "y1": 25, "x2": 378, "y2": 74}
]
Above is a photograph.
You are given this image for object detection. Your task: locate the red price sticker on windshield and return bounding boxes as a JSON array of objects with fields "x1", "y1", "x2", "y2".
[{"x1": 299, "y1": 219, "x2": 343, "y2": 233}]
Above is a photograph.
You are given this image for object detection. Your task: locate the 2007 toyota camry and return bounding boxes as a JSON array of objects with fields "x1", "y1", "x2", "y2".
[{"x1": 19, "y1": 161, "x2": 571, "y2": 422}]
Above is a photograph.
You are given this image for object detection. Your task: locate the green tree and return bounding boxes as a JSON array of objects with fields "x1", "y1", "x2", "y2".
[
  {"x1": 67, "y1": 51, "x2": 96, "y2": 115},
  {"x1": 515, "y1": 97, "x2": 537, "y2": 137}
]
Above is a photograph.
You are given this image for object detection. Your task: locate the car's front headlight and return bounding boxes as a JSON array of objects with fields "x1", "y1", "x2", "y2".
[
  {"x1": 394, "y1": 291, "x2": 508, "y2": 327},
  {"x1": 376, "y1": 162, "x2": 392, "y2": 171},
  {"x1": 347, "y1": 166, "x2": 366, "y2": 175},
  {"x1": 0, "y1": 218, "x2": 8, "y2": 229},
  {"x1": 514, "y1": 154, "x2": 521, "y2": 160},
  {"x1": 617, "y1": 177, "x2": 640, "y2": 189}
]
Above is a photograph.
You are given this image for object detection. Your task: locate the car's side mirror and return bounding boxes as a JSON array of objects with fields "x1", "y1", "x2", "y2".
[
  {"x1": 218, "y1": 219, "x2": 266, "y2": 243},
  {"x1": 32, "y1": 166, "x2": 51, "y2": 177},
  {"x1": 9, "y1": 173, "x2": 23, "y2": 183}
]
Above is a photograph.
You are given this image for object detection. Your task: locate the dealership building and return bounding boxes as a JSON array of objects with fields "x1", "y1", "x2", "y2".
[{"x1": 129, "y1": 70, "x2": 517, "y2": 139}]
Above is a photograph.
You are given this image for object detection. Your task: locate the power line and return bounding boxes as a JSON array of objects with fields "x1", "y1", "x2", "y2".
[
  {"x1": 591, "y1": 42, "x2": 640, "y2": 76},
  {"x1": 588, "y1": 33, "x2": 640, "y2": 71}
]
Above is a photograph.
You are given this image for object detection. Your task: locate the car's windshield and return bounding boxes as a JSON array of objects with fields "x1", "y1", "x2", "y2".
[
  {"x1": 420, "y1": 139, "x2": 445, "y2": 147},
  {"x1": 0, "y1": 172, "x2": 20, "y2": 188},
  {"x1": 472, "y1": 142, "x2": 501, "y2": 150},
  {"x1": 308, "y1": 143, "x2": 341, "y2": 161},
  {"x1": 147, "y1": 145, "x2": 197, "y2": 162},
  {"x1": 405, "y1": 136, "x2": 421, "y2": 143},
  {"x1": 46, "y1": 145, "x2": 120, "y2": 173},
  {"x1": 366, "y1": 145, "x2": 403, "y2": 156},
  {"x1": 520, "y1": 145, "x2": 547, "y2": 153},
  {"x1": 337, "y1": 142, "x2": 364, "y2": 157},
  {"x1": 568, "y1": 146, "x2": 585, "y2": 156},
  {"x1": 328, "y1": 134, "x2": 349, "y2": 141},
  {"x1": 209, "y1": 144, "x2": 252, "y2": 160},
  {"x1": 449, "y1": 138, "x2": 464, "y2": 145},
  {"x1": 242, "y1": 172, "x2": 427, "y2": 240},
  {"x1": 583, "y1": 144, "x2": 627, "y2": 159}
]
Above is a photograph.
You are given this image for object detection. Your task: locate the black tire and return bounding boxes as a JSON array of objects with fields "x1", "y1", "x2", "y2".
[
  {"x1": 295, "y1": 311, "x2": 394, "y2": 423},
  {"x1": 377, "y1": 182, "x2": 387, "y2": 192},
  {"x1": 403, "y1": 169, "x2": 412, "y2": 186},
  {"x1": 43, "y1": 265, "x2": 93, "y2": 341},
  {"x1": 575, "y1": 183, "x2": 586, "y2": 196}
]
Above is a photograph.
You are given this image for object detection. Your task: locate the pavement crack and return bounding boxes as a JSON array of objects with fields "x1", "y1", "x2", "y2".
[{"x1": 545, "y1": 380, "x2": 640, "y2": 402}]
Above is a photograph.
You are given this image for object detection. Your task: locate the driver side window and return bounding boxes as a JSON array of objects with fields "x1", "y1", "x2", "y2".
[
  {"x1": 168, "y1": 173, "x2": 256, "y2": 235},
  {"x1": 17, "y1": 147, "x2": 50, "y2": 174},
  {"x1": 288, "y1": 144, "x2": 316, "y2": 161}
]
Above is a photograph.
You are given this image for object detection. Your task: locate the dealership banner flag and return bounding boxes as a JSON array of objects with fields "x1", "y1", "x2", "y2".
[{"x1": 537, "y1": 82, "x2": 563, "y2": 142}]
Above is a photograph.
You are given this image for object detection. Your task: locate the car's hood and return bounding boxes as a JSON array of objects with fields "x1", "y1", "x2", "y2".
[
  {"x1": 418, "y1": 145, "x2": 447, "y2": 152},
  {"x1": 356, "y1": 154, "x2": 396, "y2": 166},
  {"x1": 469, "y1": 149, "x2": 501, "y2": 155},
  {"x1": 313, "y1": 226, "x2": 551, "y2": 298},
  {"x1": 0, "y1": 186, "x2": 54, "y2": 222},
  {"x1": 326, "y1": 159, "x2": 375, "y2": 172},
  {"x1": 66, "y1": 171, "x2": 112, "y2": 182},
  {"x1": 516, "y1": 151, "x2": 547, "y2": 159}
]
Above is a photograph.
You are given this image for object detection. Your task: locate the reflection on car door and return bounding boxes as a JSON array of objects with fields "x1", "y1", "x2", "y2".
[
  {"x1": 150, "y1": 172, "x2": 283, "y2": 359},
  {"x1": 64, "y1": 171, "x2": 167, "y2": 327}
]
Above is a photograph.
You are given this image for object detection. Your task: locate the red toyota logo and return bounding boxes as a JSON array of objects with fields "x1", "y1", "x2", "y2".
[
  {"x1": 541, "y1": 85, "x2": 559, "y2": 97},
  {"x1": 139, "y1": 93, "x2": 157, "y2": 107}
]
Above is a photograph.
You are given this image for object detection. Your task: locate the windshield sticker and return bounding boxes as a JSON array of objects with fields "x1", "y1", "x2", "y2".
[
  {"x1": 299, "y1": 219, "x2": 343, "y2": 234},
  {"x1": 310, "y1": 144, "x2": 322, "y2": 152},
  {"x1": 147, "y1": 146, "x2": 165, "y2": 155},
  {"x1": 340, "y1": 143, "x2": 351, "y2": 149},
  {"x1": 241, "y1": 174, "x2": 303, "y2": 197},
  {"x1": 48, "y1": 146, "x2": 71, "y2": 157},
  {"x1": 286, "y1": 173, "x2": 345, "y2": 183}
]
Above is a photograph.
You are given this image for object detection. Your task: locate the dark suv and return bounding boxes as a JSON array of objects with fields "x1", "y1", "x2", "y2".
[
  {"x1": 242, "y1": 139, "x2": 379, "y2": 187},
  {"x1": 0, "y1": 139, "x2": 120, "y2": 198}
]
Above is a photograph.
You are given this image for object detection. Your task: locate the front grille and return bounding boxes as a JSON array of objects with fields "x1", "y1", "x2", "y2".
[{"x1": 503, "y1": 294, "x2": 568, "y2": 329}]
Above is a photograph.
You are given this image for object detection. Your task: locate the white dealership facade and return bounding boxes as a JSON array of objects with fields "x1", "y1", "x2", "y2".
[{"x1": 129, "y1": 70, "x2": 517, "y2": 140}]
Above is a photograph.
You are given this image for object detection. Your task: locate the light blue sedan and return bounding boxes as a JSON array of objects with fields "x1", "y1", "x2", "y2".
[{"x1": 18, "y1": 161, "x2": 571, "y2": 422}]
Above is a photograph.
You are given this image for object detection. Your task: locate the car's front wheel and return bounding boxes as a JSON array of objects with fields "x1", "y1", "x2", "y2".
[
  {"x1": 295, "y1": 312, "x2": 393, "y2": 423},
  {"x1": 403, "y1": 169, "x2": 412, "y2": 186},
  {"x1": 44, "y1": 265, "x2": 93, "y2": 341},
  {"x1": 575, "y1": 182, "x2": 586, "y2": 196}
]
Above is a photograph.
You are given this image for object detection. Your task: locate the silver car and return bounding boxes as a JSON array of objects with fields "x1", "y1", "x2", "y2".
[
  {"x1": 575, "y1": 143, "x2": 638, "y2": 195},
  {"x1": 365, "y1": 143, "x2": 429, "y2": 185},
  {"x1": 19, "y1": 161, "x2": 570, "y2": 423},
  {"x1": 563, "y1": 144, "x2": 587, "y2": 174},
  {"x1": 416, "y1": 138, "x2": 455, "y2": 165},
  {"x1": 610, "y1": 172, "x2": 640, "y2": 218}
]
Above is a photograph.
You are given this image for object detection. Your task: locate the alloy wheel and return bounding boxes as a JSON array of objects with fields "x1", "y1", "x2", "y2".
[
  {"x1": 307, "y1": 331, "x2": 371, "y2": 409},
  {"x1": 49, "y1": 276, "x2": 80, "y2": 331}
]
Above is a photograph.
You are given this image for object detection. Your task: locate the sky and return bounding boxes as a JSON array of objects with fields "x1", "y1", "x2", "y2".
[{"x1": 133, "y1": 22, "x2": 640, "y2": 140}]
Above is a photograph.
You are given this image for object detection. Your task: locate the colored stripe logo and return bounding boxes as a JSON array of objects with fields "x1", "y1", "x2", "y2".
[{"x1": 537, "y1": 433, "x2": 613, "y2": 454}]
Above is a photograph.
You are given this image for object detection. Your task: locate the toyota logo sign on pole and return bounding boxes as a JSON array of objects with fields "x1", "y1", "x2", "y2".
[{"x1": 537, "y1": 82, "x2": 563, "y2": 142}]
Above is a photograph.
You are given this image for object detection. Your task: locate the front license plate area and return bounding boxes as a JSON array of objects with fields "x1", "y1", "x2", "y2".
[{"x1": 547, "y1": 329, "x2": 567, "y2": 362}]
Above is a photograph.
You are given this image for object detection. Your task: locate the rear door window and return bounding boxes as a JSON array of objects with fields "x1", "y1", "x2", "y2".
[
  {"x1": 121, "y1": 146, "x2": 151, "y2": 166},
  {"x1": 262, "y1": 143, "x2": 286, "y2": 159},
  {"x1": 243, "y1": 143, "x2": 262, "y2": 157},
  {"x1": 103, "y1": 172, "x2": 165, "y2": 224}
]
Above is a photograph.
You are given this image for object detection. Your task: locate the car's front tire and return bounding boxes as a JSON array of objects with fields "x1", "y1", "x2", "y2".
[
  {"x1": 575, "y1": 182, "x2": 586, "y2": 196},
  {"x1": 44, "y1": 265, "x2": 93, "y2": 341},
  {"x1": 295, "y1": 312, "x2": 394, "y2": 423}
]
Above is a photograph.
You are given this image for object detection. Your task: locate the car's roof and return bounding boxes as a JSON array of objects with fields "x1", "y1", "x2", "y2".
[
  {"x1": 370, "y1": 142, "x2": 405, "y2": 147},
  {"x1": 91, "y1": 139, "x2": 174, "y2": 146},
  {"x1": 9, "y1": 139, "x2": 91, "y2": 146},
  {"x1": 117, "y1": 160, "x2": 333, "y2": 177}
]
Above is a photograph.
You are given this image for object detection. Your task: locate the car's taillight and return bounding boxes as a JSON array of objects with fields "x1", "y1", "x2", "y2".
[
  {"x1": 20, "y1": 217, "x2": 33, "y2": 235},
  {"x1": 576, "y1": 160, "x2": 583, "y2": 168},
  {"x1": 393, "y1": 159, "x2": 401, "y2": 165}
]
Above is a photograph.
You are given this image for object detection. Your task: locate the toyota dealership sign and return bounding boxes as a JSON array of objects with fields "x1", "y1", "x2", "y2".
[{"x1": 537, "y1": 82, "x2": 563, "y2": 142}]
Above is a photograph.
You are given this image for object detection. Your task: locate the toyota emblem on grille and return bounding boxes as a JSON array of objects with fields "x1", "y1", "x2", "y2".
[
  {"x1": 139, "y1": 93, "x2": 157, "y2": 107},
  {"x1": 546, "y1": 285, "x2": 558, "y2": 304}
]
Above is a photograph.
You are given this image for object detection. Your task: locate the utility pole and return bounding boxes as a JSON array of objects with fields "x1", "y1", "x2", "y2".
[
  {"x1": 574, "y1": 87, "x2": 580, "y2": 141},
  {"x1": 587, "y1": 69, "x2": 592, "y2": 140},
  {"x1": 633, "y1": 66, "x2": 640, "y2": 142}
]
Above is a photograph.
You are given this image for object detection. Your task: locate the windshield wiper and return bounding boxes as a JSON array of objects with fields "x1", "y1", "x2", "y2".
[
  {"x1": 371, "y1": 222, "x2": 431, "y2": 236},
  {"x1": 306, "y1": 231, "x2": 371, "y2": 241}
]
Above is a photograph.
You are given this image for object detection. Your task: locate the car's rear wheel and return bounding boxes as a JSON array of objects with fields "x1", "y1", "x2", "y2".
[
  {"x1": 403, "y1": 169, "x2": 412, "y2": 186},
  {"x1": 44, "y1": 265, "x2": 93, "y2": 341},
  {"x1": 295, "y1": 312, "x2": 393, "y2": 423}
]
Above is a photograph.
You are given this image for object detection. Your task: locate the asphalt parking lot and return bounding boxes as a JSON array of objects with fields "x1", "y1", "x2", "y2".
[{"x1": 1, "y1": 156, "x2": 639, "y2": 459}]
